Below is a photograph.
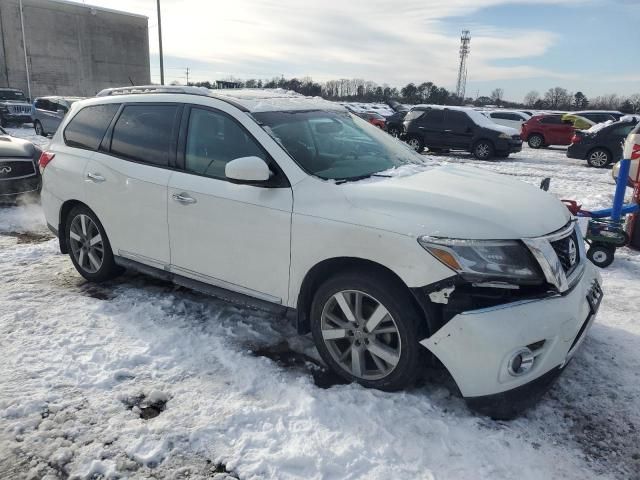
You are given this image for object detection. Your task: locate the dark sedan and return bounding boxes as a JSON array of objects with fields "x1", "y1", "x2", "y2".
[
  {"x1": 567, "y1": 119, "x2": 638, "y2": 168},
  {"x1": 0, "y1": 126, "x2": 42, "y2": 201}
]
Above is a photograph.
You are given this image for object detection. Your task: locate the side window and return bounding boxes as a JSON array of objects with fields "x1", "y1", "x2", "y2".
[
  {"x1": 64, "y1": 103, "x2": 120, "y2": 151},
  {"x1": 443, "y1": 111, "x2": 470, "y2": 131},
  {"x1": 491, "y1": 112, "x2": 509, "y2": 120},
  {"x1": 541, "y1": 116, "x2": 562, "y2": 125},
  {"x1": 185, "y1": 107, "x2": 266, "y2": 179},
  {"x1": 404, "y1": 110, "x2": 425, "y2": 122},
  {"x1": 34, "y1": 99, "x2": 46, "y2": 110},
  {"x1": 110, "y1": 104, "x2": 178, "y2": 167},
  {"x1": 612, "y1": 125, "x2": 634, "y2": 136},
  {"x1": 421, "y1": 110, "x2": 445, "y2": 126}
]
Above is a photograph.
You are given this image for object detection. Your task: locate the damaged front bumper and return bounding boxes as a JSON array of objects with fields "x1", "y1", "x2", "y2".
[{"x1": 419, "y1": 261, "x2": 602, "y2": 416}]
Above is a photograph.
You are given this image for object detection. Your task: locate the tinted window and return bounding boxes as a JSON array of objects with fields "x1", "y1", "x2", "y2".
[
  {"x1": 64, "y1": 104, "x2": 120, "y2": 151},
  {"x1": 443, "y1": 110, "x2": 471, "y2": 131},
  {"x1": 611, "y1": 125, "x2": 635, "y2": 137},
  {"x1": 110, "y1": 105, "x2": 178, "y2": 167},
  {"x1": 404, "y1": 110, "x2": 425, "y2": 122},
  {"x1": 492, "y1": 112, "x2": 522, "y2": 121},
  {"x1": 540, "y1": 116, "x2": 563, "y2": 124},
  {"x1": 421, "y1": 109, "x2": 445, "y2": 126},
  {"x1": 185, "y1": 107, "x2": 266, "y2": 179}
]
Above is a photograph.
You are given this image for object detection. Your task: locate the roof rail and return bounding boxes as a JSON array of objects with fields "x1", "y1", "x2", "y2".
[{"x1": 96, "y1": 85, "x2": 211, "y2": 97}]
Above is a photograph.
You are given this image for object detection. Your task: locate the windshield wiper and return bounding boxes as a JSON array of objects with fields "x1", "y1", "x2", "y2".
[{"x1": 335, "y1": 173, "x2": 392, "y2": 184}]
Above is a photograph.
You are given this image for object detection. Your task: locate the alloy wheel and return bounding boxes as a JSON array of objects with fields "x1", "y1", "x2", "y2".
[
  {"x1": 407, "y1": 138, "x2": 421, "y2": 151},
  {"x1": 35, "y1": 122, "x2": 43, "y2": 136},
  {"x1": 476, "y1": 143, "x2": 490, "y2": 159},
  {"x1": 69, "y1": 214, "x2": 104, "y2": 274},
  {"x1": 589, "y1": 150, "x2": 609, "y2": 167},
  {"x1": 320, "y1": 290, "x2": 401, "y2": 381},
  {"x1": 529, "y1": 136, "x2": 542, "y2": 148}
]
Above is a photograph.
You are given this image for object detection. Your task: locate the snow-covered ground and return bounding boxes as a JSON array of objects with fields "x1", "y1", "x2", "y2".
[{"x1": 1, "y1": 124, "x2": 640, "y2": 480}]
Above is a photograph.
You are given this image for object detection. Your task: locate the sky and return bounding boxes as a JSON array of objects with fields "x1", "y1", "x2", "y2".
[{"x1": 78, "y1": 0, "x2": 639, "y2": 102}]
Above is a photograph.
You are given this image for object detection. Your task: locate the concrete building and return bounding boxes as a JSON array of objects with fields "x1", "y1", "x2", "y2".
[{"x1": 0, "y1": 0, "x2": 150, "y2": 98}]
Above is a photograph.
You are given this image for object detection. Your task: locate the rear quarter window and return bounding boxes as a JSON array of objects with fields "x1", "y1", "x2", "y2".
[{"x1": 64, "y1": 104, "x2": 120, "y2": 151}]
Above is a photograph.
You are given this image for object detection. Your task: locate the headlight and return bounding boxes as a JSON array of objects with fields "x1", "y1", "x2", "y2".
[
  {"x1": 418, "y1": 236, "x2": 543, "y2": 284},
  {"x1": 498, "y1": 133, "x2": 511, "y2": 139}
]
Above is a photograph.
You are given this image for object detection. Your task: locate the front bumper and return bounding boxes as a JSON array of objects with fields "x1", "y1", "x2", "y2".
[
  {"x1": 421, "y1": 261, "x2": 601, "y2": 400},
  {"x1": 1, "y1": 113, "x2": 32, "y2": 123},
  {"x1": 0, "y1": 175, "x2": 41, "y2": 197}
]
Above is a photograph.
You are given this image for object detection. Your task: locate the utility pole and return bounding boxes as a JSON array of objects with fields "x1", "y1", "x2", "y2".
[
  {"x1": 185, "y1": 67, "x2": 190, "y2": 85},
  {"x1": 156, "y1": 0, "x2": 164, "y2": 85},
  {"x1": 455, "y1": 30, "x2": 471, "y2": 100},
  {"x1": 18, "y1": 0, "x2": 31, "y2": 99}
]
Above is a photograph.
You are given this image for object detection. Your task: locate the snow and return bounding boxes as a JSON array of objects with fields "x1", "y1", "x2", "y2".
[{"x1": 1, "y1": 129, "x2": 640, "y2": 479}]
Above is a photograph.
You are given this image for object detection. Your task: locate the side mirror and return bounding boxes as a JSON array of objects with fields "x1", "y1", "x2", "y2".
[{"x1": 225, "y1": 156, "x2": 271, "y2": 182}]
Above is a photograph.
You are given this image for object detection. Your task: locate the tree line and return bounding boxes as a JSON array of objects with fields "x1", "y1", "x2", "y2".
[{"x1": 186, "y1": 77, "x2": 640, "y2": 113}]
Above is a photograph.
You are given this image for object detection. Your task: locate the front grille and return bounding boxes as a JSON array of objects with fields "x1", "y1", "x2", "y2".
[
  {"x1": 550, "y1": 229, "x2": 580, "y2": 276},
  {"x1": 0, "y1": 160, "x2": 36, "y2": 180},
  {"x1": 9, "y1": 105, "x2": 31, "y2": 114}
]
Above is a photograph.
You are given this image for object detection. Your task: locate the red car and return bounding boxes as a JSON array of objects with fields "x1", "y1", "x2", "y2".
[
  {"x1": 520, "y1": 114, "x2": 574, "y2": 149},
  {"x1": 358, "y1": 112, "x2": 387, "y2": 129}
]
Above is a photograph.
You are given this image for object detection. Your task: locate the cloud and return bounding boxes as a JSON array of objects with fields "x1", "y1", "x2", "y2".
[{"x1": 85, "y1": 0, "x2": 585, "y2": 87}]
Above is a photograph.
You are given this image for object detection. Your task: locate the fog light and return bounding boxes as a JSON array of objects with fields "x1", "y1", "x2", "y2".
[{"x1": 508, "y1": 348, "x2": 535, "y2": 376}]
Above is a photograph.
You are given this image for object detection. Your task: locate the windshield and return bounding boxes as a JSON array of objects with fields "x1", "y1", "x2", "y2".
[
  {"x1": 0, "y1": 90, "x2": 26, "y2": 101},
  {"x1": 253, "y1": 110, "x2": 424, "y2": 181}
]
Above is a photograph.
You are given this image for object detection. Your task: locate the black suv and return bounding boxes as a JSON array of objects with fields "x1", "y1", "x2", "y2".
[
  {"x1": 402, "y1": 106, "x2": 522, "y2": 160},
  {"x1": 567, "y1": 119, "x2": 638, "y2": 168},
  {"x1": 385, "y1": 110, "x2": 408, "y2": 137}
]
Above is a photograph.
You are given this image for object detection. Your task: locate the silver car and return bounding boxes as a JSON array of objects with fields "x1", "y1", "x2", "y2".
[{"x1": 33, "y1": 96, "x2": 85, "y2": 137}]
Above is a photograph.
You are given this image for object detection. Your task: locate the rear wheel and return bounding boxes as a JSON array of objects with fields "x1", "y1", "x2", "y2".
[
  {"x1": 587, "y1": 148, "x2": 611, "y2": 168},
  {"x1": 310, "y1": 272, "x2": 426, "y2": 391},
  {"x1": 65, "y1": 206, "x2": 121, "y2": 282},
  {"x1": 528, "y1": 134, "x2": 544, "y2": 149},
  {"x1": 406, "y1": 136, "x2": 424, "y2": 153},
  {"x1": 34, "y1": 120, "x2": 46, "y2": 137},
  {"x1": 388, "y1": 127, "x2": 401, "y2": 137},
  {"x1": 473, "y1": 140, "x2": 495, "y2": 160}
]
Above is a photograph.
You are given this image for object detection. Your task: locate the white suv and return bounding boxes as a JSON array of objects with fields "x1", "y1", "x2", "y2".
[{"x1": 40, "y1": 87, "x2": 602, "y2": 418}]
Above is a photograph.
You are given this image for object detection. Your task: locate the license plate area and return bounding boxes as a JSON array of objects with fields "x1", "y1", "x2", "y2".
[{"x1": 565, "y1": 280, "x2": 602, "y2": 361}]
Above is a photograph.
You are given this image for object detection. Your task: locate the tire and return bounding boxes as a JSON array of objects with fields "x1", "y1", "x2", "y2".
[
  {"x1": 528, "y1": 134, "x2": 544, "y2": 149},
  {"x1": 587, "y1": 244, "x2": 615, "y2": 268},
  {"x1": 406, "y1": 136, "x2": 424, "y2": 153},
  {"x1": 587, "y1": 148, "x2": 612, "y2": 168},
  {"x1": 65, "y1": 205, "x2": 122, "y2": 282},
  {"x1": 473, "y1": 140, "x2": 495, "y2": 160},
  {"x1": 310, "y1": 271, "x2": 426, "y2": 391},
  {"x1": 388, "y1": 127, "x2": 401, "y2": 137},
  {"x1": 34, "y1": 120, "x2": 46, "y2": 137}
]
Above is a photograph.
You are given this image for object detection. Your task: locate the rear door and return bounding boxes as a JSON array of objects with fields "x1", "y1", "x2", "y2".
[
  {"x1": 84, "y1": 102, "x2": 180, "y2": 268},
  {"x1": 38, "y1": 99, "x2": 58, "y2": 133},
  {"x1": 167, "y1": 103, "x2": 293, "y2": 304},
  {"x1": 443, "y1": 110, "x2": 474, "y2": 148},
  {"x1": 541, "y1": 116, "x2": 573, "y2": 145},
  {"x1": 418, "y1": 109, "x2": 445, "y2": 147}
]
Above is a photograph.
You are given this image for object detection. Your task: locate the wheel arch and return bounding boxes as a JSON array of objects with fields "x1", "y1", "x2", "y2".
[
  {"x1": 58, "y1": 199, "x2": 91, "y2": 254},
  {"x1": 587, "y1": 146, "x2": 613, "y2": 162},
  {"x1": 294, "y1": 256, "x2": 435, "y2": 336}
]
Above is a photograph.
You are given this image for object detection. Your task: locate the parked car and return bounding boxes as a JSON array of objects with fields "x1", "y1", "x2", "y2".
[
  {"x1": 484, "y1": 110, "x2": 530, "y2": 130},
  {"x1": 574, "y1": 110, "x2": 623, "y2": 123},
  {"x1": 0, "y1": 126, "x2": 42, "y2": 201},
  {"x1": 403, "y1": 106, "x2": 522, "y2": 159},
  {"x1": 568, "y1": 119, "x2": 639, "y2": 167},
  {"x1": 561, "y1": 113, "x2": 594, "y2": 130},
  {"x1": 0, "y1": 88, "x2": 32, "y2": 127},
  {"x1": 357, "y1": 111, "x2": 386, "y2": 129},
  {"x1": 33, "y1": 96, "x2": 85, "y2": 137},
  {"x1": 385, "y1": 110, "x2": 408, "y2": 136},
  {"x1": 40, "y1": 86, "x2": 602, "y2": 418},
  {"x1": 521, "y1": 114, "x2": 574, "y2": 148}
]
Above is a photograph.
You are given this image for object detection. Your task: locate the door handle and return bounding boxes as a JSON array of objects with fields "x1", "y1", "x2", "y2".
[
  {"x1": 418, "y1": 126, "x2": 425, "y2": 129},
  {"x1": 444, "y1": 129, "x2": 453, "y2": 133},
  {"x1": 172, "y1": 192, "x2": 197, "y2": 204},
  {"x1": 86, "y1": 172, "x2": 105, "y2": 183}
]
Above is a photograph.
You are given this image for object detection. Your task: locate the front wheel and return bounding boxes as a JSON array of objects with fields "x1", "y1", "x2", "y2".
[
  {"x1": 473, "y1": 140, "x2": 495, "y2": 160},
  {"x1": 406, "y1": 136, "x2": 424, "y2": 153},
  {"x1": 310, "y1": 272, "x2": 426, "y2": 391},
  {"x1": 587, "y1": 148, "x2": 611, "y2": 168},
  {"x1": 587, "y1": 244, "x2": 615, "y2": 268},
  {"x1": 65, "y1": 206, "x2": 122, "y2": 282}
]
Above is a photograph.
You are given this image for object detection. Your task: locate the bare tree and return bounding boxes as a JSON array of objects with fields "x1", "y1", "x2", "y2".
[
  {"x1": 544, "y1": 87, "x2": 571, "y2": 110},
  {"x1": 629, "y1": 94, "x2": 640, "y2": 113},
  {"x1": 523, "y1": 90, "x2": 539, "y2": 107},
  {"x1": 490, "y1": 88, "x2": 504, "y2": 105}
]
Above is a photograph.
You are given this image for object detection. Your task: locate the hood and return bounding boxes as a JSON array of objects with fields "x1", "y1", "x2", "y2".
[
  {"x1": 0, "y1": 136, "x2": 39, "y2": 159},
  {"x1": 485, "y1": 123, "x2": 519, "y2": 135},
  {"x1": 343, "y1": 164, "x2": 570, "y2": 239}
]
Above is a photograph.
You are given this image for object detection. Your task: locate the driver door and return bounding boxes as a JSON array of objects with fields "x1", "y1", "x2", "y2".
[{"x1": 167, "y1": 105, "x2": 293, "y2": 304}]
